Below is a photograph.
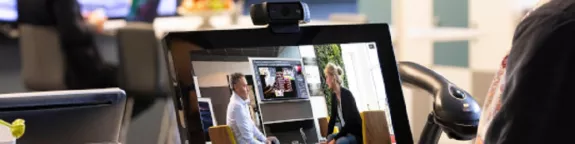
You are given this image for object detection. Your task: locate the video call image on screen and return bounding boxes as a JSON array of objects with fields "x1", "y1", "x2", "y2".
[
  {"x1": 252, "y1": 60, "x2": 308, "y2": 101},
  {"x1": 78, "y1": 0, "x2": 177, "y2": 18},
  {"x1": 188, "y1": 42, "x2": 395, "y2": 143}
]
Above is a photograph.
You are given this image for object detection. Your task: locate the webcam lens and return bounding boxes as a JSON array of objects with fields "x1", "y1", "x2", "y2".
[
  {"x1": 281, "y1": 6, "x2": 291, "y2": 16},
  {"x1": 268, "y1": 3, "x2": 302, "y2": 20}
]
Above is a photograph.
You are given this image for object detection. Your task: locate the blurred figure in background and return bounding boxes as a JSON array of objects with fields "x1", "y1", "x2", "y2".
[
  {"x1": 17, "y1": 0, "x2": 161, "y2": 117},
  {"x1": 18, "y1": 0, "x2": 117, "y2": 89}
]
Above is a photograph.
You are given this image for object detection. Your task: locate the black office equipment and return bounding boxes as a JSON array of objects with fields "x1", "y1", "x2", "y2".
[{"x1": 398, "y1": 61, "x2": 481, "y2": 144}]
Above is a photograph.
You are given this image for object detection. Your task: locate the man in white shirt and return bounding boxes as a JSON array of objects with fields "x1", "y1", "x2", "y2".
[{"x1": 227, "y1": 73, "x2": 279, "y2": 144}]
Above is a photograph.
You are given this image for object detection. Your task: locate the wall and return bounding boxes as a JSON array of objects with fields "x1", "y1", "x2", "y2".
[
  {"x1": 277, "y1": 46, "x2": 301, "y2": 58},
  {"x1": 341, "y1": 43, "x2": 380, "y2": 111},
  {"x1": 358, "y1": 0, "x2": 392, "y2": 23},
  {"x1": 192, "y1": 61, "x2": 252, "y2": 88}
]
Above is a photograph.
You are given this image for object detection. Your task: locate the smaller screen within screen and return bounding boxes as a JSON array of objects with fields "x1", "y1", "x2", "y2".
[{"x1": 252, "y1": 59, "x2": 308, "y2": 101}]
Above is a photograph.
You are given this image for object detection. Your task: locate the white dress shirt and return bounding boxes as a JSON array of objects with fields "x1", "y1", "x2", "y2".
[
  {"x1": 227, "y1": 92, "x2": 267, "y2": 144},
  {"x1": 337, "y1": 101, "x2": 345, "y2": 127}
]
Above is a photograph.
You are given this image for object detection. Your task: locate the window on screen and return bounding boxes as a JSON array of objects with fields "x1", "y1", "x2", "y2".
[{"x1": 187, "y1": 42, "x2": 395, "y2": 143}]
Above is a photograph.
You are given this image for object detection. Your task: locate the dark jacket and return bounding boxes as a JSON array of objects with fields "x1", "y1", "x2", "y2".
[
  {"x1": 484, "y1": 0, "x2": 575, "y2": 143},
  {"x1": 327, "y1": 87, "x2": 363, "y2": 143}
]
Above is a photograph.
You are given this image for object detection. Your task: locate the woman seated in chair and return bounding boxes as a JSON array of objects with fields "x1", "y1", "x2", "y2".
[
  {"x1": 18, "y1": 0, "x2": 116, "y2": 89},
  {"x1": 324, "y1": 63, "x2": 363, "y2": 144}
]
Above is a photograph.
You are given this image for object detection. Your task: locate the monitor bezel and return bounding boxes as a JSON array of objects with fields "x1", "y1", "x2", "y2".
[{"x1": 162, "y1": 23, "x2": 414, "y2": 144}]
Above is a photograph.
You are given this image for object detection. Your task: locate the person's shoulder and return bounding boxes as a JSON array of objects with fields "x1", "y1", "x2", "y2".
[
  {"x1": 341, "y1": 87, "x2": 354, "y2": 96},
  {"x1": 227, "y1": 99, "x2": 243, "y2": 110}
]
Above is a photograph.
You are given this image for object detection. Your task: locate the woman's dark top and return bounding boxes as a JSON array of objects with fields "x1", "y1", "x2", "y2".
[
  {"x1": 327, "y1": 87, "x2": 363, "y2": 143},
  {"x1": 484, "y1": 0, "x2": 575, "y2": 143}
]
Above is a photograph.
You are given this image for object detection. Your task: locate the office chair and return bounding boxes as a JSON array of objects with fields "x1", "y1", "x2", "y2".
[
  {"x1": 19, "y1": 24, "x2": 67, "y2": 91},
  {"x1": 116, "y1": 22, "x2": 179, "y2": 144}
]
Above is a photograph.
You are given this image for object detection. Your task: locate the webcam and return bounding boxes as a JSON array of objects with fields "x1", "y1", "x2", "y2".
[{"x1": 250, "y1": 1, "x2": 311, "y2": 33}]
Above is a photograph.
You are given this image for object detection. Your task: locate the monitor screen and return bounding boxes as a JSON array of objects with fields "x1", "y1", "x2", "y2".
[
  {"x1": 250, "y1": 58, "x2": 309, "y2": 101},
  {"x1": 0, "y1": 0, "x2": 16, "y2": 22},
  {"x1": 197, "y1": 98, "x2": 216, "y2": 141},
  {"x1": 78, "y1": 0, "x2": 177, "y2": 18},
  {"x1": 186, "y1": 42, "x2": 395, "y2": 143}
]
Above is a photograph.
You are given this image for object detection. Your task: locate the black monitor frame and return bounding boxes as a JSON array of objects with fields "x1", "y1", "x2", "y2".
[{"x1": 162, "y1": 23, "x2": 414, "y2": 144}]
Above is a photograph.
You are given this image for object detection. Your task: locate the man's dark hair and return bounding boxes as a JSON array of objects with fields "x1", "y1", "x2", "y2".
[{"x1": 230, "y1": 73, "x2": 245, "y2": 90}]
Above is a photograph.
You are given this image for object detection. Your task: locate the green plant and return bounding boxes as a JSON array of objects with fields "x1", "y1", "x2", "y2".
[{"x1": 314, "y1": 44, "x2": 348, "y2": 117}]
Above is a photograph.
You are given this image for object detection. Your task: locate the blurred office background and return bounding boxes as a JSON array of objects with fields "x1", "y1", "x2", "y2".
[{"x1": 0, "y1": 0, "x2": 541, "y2": 144}]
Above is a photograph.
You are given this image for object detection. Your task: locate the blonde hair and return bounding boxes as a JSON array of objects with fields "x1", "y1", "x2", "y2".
[{"x1": 324, "y1": 63, "x2": 344, "y2": 84}]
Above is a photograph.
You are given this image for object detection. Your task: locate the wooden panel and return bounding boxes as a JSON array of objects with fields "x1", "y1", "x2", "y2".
[
  {"x1": 318, "y1": 117, "x2": 329, "y2": 137},
  {"x1": 362, "y1": 110, "x2": 392, "y2": 144},
  {"x1": 170, "y1": 40, "x2": 206, "y2": 143}
]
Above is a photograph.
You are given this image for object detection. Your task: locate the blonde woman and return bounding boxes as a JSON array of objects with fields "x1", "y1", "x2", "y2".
[
  {"x1": 324, "y1": 63, "x2": 362, "y2": 144},
  {"x1": 476, "y1": 0, "x2": 575, "y2": 143}
]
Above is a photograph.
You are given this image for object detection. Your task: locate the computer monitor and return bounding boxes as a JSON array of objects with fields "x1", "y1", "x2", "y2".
[
  {"x1": 0, "y1": 88, "x2": 128, "y2": 144},
  {"x1": 250, "y1": 58, "x2": 310, "y2": 102},
  {"x1": 0, "y1": 0, "x2": 17, "y2": 22},
  {"x1": 78, "y1": 0, "x2": 177, "y2": 19},
  {"x1": 197, "y1": 98, "x2": 216, "y2": 141},
  {"x1": 162, "y1": 24, "x2": 413, "y2": 144}
]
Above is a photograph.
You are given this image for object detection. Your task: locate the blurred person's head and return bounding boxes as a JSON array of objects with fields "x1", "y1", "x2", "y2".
[
  {"x1": 324, "y1": 63, "x2": 344, "y2": 91},
  {"x1": 230, "y1": 73, "x2": 249, "y2": 100}
]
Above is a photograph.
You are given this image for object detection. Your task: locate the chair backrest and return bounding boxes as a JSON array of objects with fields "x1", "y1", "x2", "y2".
[
  {"x1": 18, "y1": 24, "x2": 67, "y2": 91},
  {"x1": 208, "y1": 125, "x2": 237, "y2": 144},
  {"x1": 318, "y1": 117, "x2": 329, "y2": 137},
  {"x1": 117, "y1": 22, "x2": 168, "y2": 96},
  {"x1": 361, "y1": 110, "x2": 392, "y2": 144}
]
